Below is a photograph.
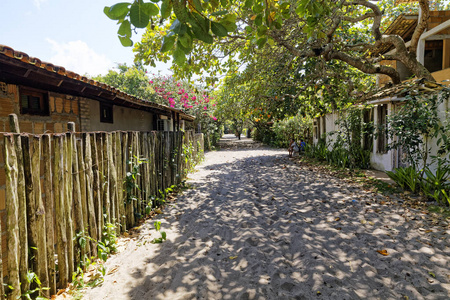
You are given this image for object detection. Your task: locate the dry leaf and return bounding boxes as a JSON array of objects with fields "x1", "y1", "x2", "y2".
[
  {"x1": 155, "y1": 208, "x2": 163, "y2": 214},
  {"x1": 425, "y1": 230, "x2": 432, "y2": 233},
  {"x1": 335, "y1": 217, "x2": 340, "y2": 222},
  {"x1": 361, "y1": 219, "x2": 367, "y2": 224},
  {"x1": 377, "y1": 250, "x2": 389, "y2": 256},
  {"x1": 229, "y1": 256, "x2": 238, "y2": 260}
]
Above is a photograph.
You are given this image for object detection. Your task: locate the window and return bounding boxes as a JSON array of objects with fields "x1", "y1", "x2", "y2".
[
  {"x1": 363, "y1": 108, "x2": 374, "y2": 151},
  {"x1": 20, "y1": 87, "x2": 49, "y2": 115},
  {"x1": 100, "y1": 103, "x2": 113, "y2": 123},
  {"x1": 377, "y1": 104, "x2": 388, "y2": 153}
]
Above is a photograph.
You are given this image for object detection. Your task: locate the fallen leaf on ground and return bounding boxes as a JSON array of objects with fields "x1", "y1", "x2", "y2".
[
  {"x1": 108, "y1": 266, "x2": 119, "y2": 275},
  {"x1": 229, "y1": 256, "x2": 238, "y2": 260},
  {"x1": 335, "y1": 217, "x2": 340, "y2": 222},
  {"x1": 155, "y1": 208, "x2": 163, "y2": 214},
  {"x1": 377, "y1": 250, "x2": 389, "y2": 256},
  {"x1": 428, "y1": 271, "x2": 436, "y2": 278},
  {"x1": 361, "y1": 219, "x2": 367, "y2": 224}
]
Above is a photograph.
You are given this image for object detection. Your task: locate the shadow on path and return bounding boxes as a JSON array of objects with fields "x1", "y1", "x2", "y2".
[{"x1": 85, "y1": 146, "x2": 449, "y2": 300}]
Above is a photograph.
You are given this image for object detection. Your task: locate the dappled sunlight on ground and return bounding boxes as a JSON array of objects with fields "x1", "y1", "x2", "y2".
[{"x1": 83, "y1": 145, "x2": 449, "y2": 300}]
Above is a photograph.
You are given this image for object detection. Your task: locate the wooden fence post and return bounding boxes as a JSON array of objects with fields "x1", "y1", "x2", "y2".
[
  {"x1": 114, "y1": 132, "x2": 123, "y2": 233},
  {"x1": 26, "y1": 135, "x2": 49, "y2": 297},
  {"x1": 3, "y1": 134, "x2": 21, "y2": 300},
  {"x1": 106, "y1": 133, "x2": 117, "y2": 227},
  {"x1": 42, "y1": 134, "x2": 56, "y2": 295},
  {"x1": 68, "y1": 123, "x2": 84, "y2": 270},
  {"x1": 8, "y1": 114, "x2": 29, "y2": 294},
  {"x1": 63, "y1": 133, "x2": 74, "y2": 277},
  {"x1": 92, "y1": 134, "x2": 103, "y2": 243},
  {"x1": 77, "y1": 137, "x2": 91, "y2": 259},
  {"x1": 84, "y1": 134, "x2": 98, "y2": 256},
  {"x1": 53, "y1": 135, "x2": 68, "y2": 288},
  {"x1": 121, "y1": 132, "x2": 128, "y2": 232}
]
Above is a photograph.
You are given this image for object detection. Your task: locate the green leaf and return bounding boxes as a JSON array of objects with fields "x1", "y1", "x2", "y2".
[
  {"x1": 118, "y1": 20, "x2": 132, "y2": 37},
  {"x1": 254, "y1": 14, "x2": 263, "y2": 26},
  {"x1": 220, "y1": 0, "x2": 228, "y2": 6},
  {"x1": 257, "y1": 25, "x2": 267, "y2": 36},
  {"x1": 219, "y1": 14, "x2": 237, "y2": 32},
  {"x1": 119, "y1": 36, "x2": 133, "y2": 47},
  {"x1": 104, "y1": 3, "x2": 131, "y2": 20},
  {"x1": 211, "y1": 21, "x2": 228, "y2": 37},
  {"x1": 160, "y1": 35, "x2": 176, "y2": 52},
  {"x1": 252, "y1": 4, "x2": 263, "y2": 14},
  {"x1": 192, "y1": 0, "x2": 204, "y2": 12},
  {"x1": 210, "y1": 10, "x2": 228, "y2": 16},
  {"x1": 244, "y1": 0, "x2": 253, "y2": 9},
  {"x1": 142, "y1": 2, "x2": 159, "y2": 16},
  {"x1": 161, "y1": 231, "x2": 167, "y2": 240},
  {"x1": 161, "y1": 0, "x2": 173, "y2": 19},
  {"x1": 26, "y1": 272, "x2": 36, "y2": 284},
  {"x1": 170, "y1": 19, "x2": 182, "y2": 33},
  {"x1": 256, "y1": 37, "x2": 267, "y2": 48},
  {"x1": 130, "y1": 0, "x2": 149, "y2": 28},
  {"x1": 173, "y1": 46, "x2": 187, "y2": 65},
  {"x1": 177, "y1": 40, "x2": 192, "y2": 54},
  {"x1": 178, "y1": 33, "x2": 192, "y2": 49},
  {"x1": 190, "y1": 22, "x2": 213, "y2": 43}
]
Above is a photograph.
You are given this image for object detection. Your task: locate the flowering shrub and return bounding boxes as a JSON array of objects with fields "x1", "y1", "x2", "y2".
[{"x1": 149, "y1": 75, "x2": 221, "y2": 149}]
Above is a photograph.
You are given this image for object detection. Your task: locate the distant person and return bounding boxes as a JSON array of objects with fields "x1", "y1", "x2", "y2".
[
  {"x1": 300, "y1": 139, "x2": 306, "y2": 151},
  {"x1": 288, "y1": 139, "x2": 299, "y2": 157}
]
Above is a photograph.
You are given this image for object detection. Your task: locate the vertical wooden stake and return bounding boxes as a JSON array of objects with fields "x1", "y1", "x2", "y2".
[
  {"x1": 42, "y1": 134, "x2": 56, "y2": 295},
  {"x1": 84, "y1": 134, "x2": 98, "y2": 256},
  {"x1": 53, "y1": 135, "x2": 68, "y2": 288},
  {"x1": 8, "y1": 115, "x2": 29, "y2": 294},
  {"x1": 64, "y1": 134, "x2": 74, "y2": 277},
  {"x1": 3, "y1": 134, "x2": 21, "y2": 300}
]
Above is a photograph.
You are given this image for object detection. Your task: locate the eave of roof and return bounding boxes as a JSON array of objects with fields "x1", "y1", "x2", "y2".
[
  {"x1": 0, "y1": 44, "x2": 195, "y2": 122},
  {"x1": 362, "y1": 78, "x2": 448, "y2": 103}
]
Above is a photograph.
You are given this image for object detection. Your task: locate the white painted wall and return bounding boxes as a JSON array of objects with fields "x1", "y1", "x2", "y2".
[{"x1": 88, "y1": 99, "x2": 154, "y2": 132}]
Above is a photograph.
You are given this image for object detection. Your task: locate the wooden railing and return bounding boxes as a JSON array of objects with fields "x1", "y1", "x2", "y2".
[{"x1": 0, "y1": 114, "x2": 203, "y2": 299}]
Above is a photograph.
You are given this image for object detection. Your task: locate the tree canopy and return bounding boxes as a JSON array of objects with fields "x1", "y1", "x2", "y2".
[{"x1": 105, "y1": 0, "x2": 442, "y2": 84}]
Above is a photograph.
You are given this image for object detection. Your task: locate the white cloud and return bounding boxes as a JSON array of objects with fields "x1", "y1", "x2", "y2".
[
  {"x1": 33, "y1": 0, "x2": 48, "y2": 9},
  {"x1": 46, "y1": 39, "x2": 113, "y2": 76}
]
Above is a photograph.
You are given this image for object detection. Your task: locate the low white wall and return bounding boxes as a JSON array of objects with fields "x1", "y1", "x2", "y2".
[{"x1": 88, "y1": 100, "x2": 154, "y2": 132}]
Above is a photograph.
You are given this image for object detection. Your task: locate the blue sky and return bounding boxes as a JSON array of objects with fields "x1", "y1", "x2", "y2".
[{"x1": 1, "y1": 0, "x2": 169, "y2": 77}]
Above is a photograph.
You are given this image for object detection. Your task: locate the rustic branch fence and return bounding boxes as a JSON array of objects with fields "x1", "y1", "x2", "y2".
[{"x1": 0, "y1": 114, "x2": 203, "y2": 299}]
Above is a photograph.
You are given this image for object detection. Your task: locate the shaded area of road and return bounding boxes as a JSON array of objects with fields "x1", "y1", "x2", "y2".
[{"x1": 84, "y1": 143, "x2": 449, "y2": 300}]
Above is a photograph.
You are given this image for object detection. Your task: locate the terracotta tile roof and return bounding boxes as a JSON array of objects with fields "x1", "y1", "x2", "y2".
[
  {"x1": 363, "y1": 78, "x2": 448, "y2": 103},
  {"x1": 0, "y1": 44, "x2": 195, "y2": 121}
]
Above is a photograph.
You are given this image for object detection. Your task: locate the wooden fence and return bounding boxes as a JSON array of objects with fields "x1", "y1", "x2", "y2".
[{"x1": 0, "y1": 115, "x2": 203, "y2": 299}]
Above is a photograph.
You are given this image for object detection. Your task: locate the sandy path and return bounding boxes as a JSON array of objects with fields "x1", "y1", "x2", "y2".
[{"x1": 84, "y1": 146, "x2": 449, "y2": 300}]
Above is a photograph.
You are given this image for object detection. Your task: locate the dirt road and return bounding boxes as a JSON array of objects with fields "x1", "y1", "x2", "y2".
[{"x1": 84, "y1": 140, "x2": 449, "y2": 299}]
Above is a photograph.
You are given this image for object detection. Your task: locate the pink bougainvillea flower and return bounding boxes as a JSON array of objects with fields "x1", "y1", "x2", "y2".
[
  {"x1": 203, "y1": 106, "x2": 207, "y2": 110},
  {"x1": 170, "y1": 104, "x2": 174, "y2": 108},
  {"x1": 191, "y1": 96, "x2": 197, "y2": 101},
  {"x1": 149, "y1": 80, "x2": 153, "y2": 84},
  {"x1": 213, "y1": 103, "x2": 216, "y2": 106},
  {"x1": 177, "y1": 82, "x2": 181, "y2": 87},
  {"x1": 212, "y1": 116, "x2": 217, "y2": 121}
]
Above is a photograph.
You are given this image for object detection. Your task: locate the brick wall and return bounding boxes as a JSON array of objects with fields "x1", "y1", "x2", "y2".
[
  {"x1": 0, "y1": 82, "x2": 81, "y2": 134},
  {"x1": 0, "y1": 82, "x2": 82, "y2": 276}
]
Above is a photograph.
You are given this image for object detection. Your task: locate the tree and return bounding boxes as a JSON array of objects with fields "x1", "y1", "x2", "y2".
[
  {"x1": 93, "y1": 63, "x2": 156, "y2": 100},
  {"x1": 105, "y1": 0, "x2": 438, "y2": 84}
]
